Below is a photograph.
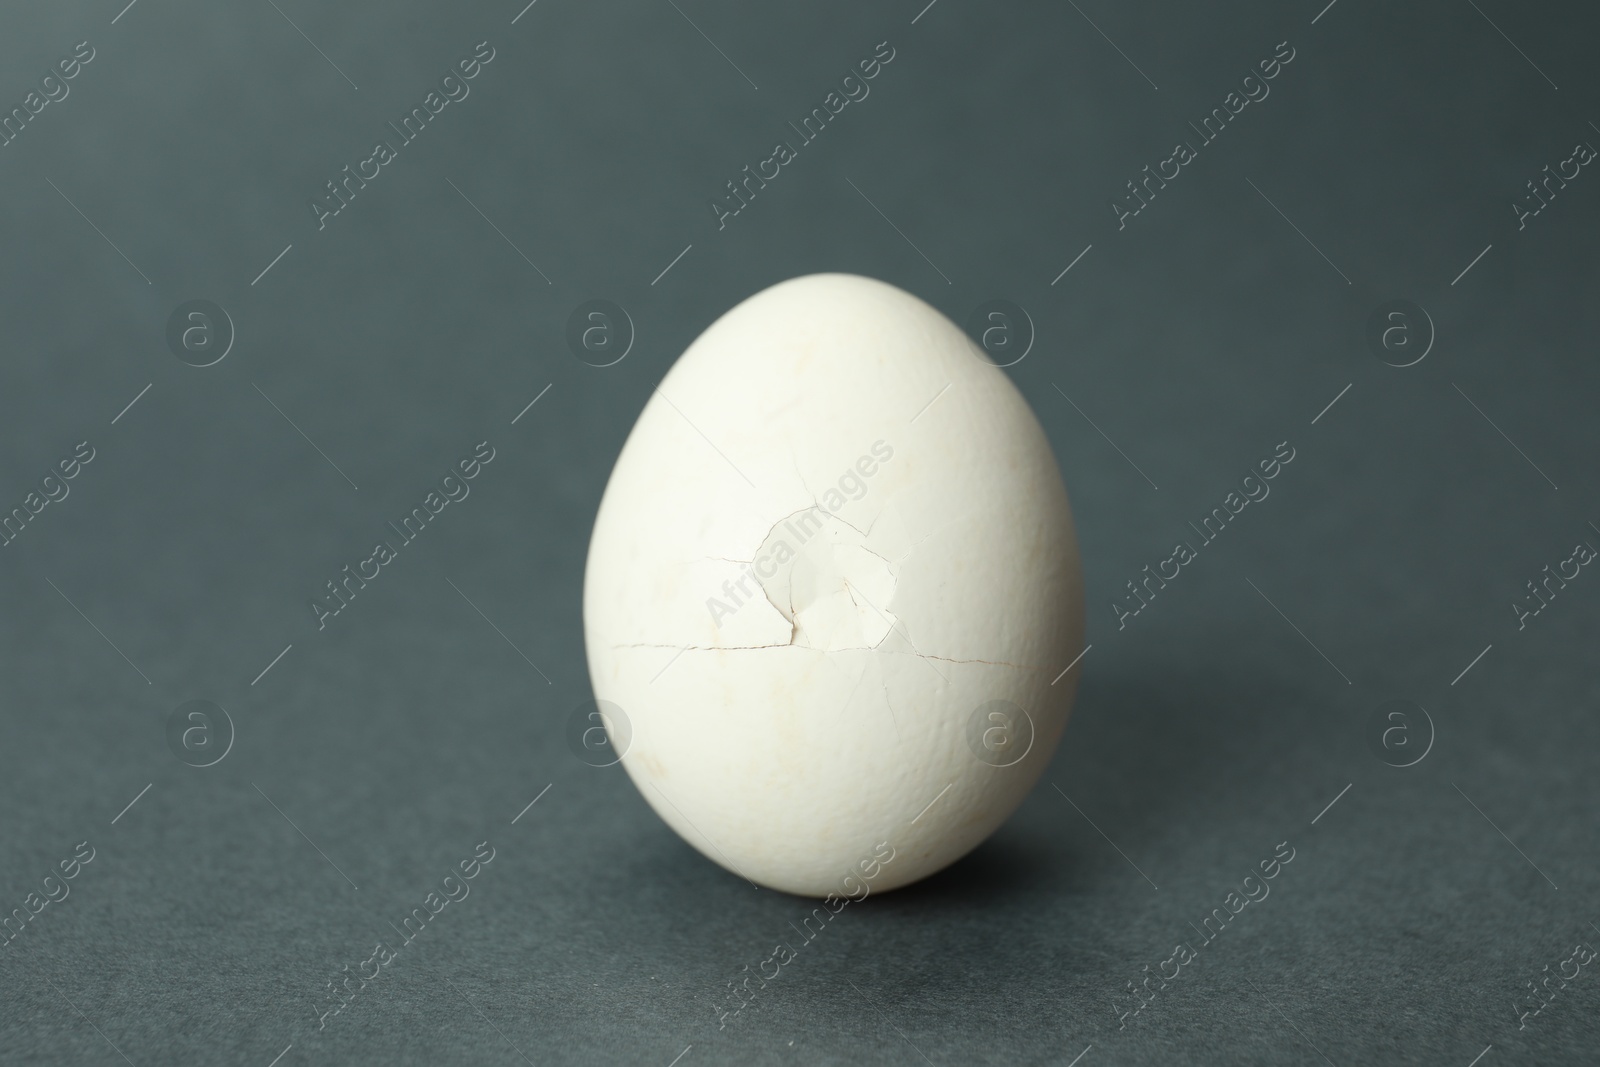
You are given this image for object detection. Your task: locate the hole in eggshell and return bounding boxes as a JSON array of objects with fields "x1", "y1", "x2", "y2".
[{"x1": 753, "y1": 508, "x2": 898, "y2": 652}]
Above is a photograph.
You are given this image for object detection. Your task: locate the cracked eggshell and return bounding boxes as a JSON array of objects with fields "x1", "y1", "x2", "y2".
[{"x1": 582, "y1": 273, "x2": 1084, "y2": 897}]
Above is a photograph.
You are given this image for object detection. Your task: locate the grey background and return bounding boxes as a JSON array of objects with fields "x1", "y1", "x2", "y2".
[{"x1": 0, "y1": 0, "x2": 1597, "y2": 1063}]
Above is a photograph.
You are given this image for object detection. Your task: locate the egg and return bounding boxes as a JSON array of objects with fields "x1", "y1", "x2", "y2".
[{"x1": 582, "y1": 273, "x2": 1084, "y2": 897}]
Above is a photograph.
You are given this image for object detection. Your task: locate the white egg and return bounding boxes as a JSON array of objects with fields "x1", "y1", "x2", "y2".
[{"x1": 582, "y1": 273, "x2": 1084, "y2": 897}]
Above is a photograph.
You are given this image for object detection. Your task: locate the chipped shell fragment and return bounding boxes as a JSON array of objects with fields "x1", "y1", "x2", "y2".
[{"x1": 582, "y1": 273, "x2": 1085, "y2": 896}]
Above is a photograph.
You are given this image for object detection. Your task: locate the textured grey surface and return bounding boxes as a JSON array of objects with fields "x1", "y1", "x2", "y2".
[{"x1": 1, "y1": 0, "x2": 1598, "y2": 1064}]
